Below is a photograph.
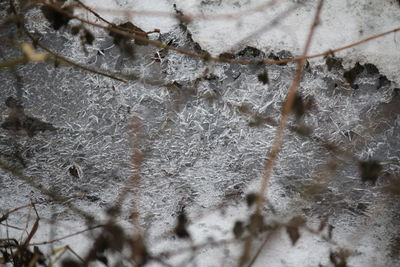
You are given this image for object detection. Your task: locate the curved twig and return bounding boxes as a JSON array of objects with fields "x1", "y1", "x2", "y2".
[
  {"x1": 237, "y1": 1, "x2": 324, "y2": 266},
  {"x1": 35, "y1": 1, "x2": 400, "y2": 68}
]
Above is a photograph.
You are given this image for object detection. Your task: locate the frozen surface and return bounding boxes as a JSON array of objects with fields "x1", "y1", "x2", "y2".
[{"x1": 1, "y1": 0, "x2": 400, "y2": 266}]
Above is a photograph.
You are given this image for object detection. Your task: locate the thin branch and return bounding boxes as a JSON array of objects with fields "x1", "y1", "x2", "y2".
[
  {"x1": 227, "y1": 3, "x2": 299, "y2": 51},
  {"x1": 1, "y1": 193, "x2": 86, "y2": 219},
  {"x1": 0, "y1": 159, "x2": 95, "y2": 223},
  {"x1": 304, "y1": 26, "x2": 400, "y2": 61},
  {"x1": 21, "y1": 26, "x2": 128, "y2": 82},
  {"x1": 29, "y1": 224, "x2": 104, "y2": 246},
  {"x1": 75, "y1": 0, "x2": 278, "y2": 21},
  {"x1": 238, "y1": 1, "x2": 324, "y2": 266},
  {"x1": 256, "y1": 0, "x2": 324, "y2": 214},
  {"x1": 74, "y1": 0, "x2": 114, "y2": 26},
  {"x1": 246, "y1": 229, "x2": 278, "y2": 267},
  {"x1": 156, "y1": 237, "x2": 245, "y2": 258},
  {"x1": 0, "y1": 57, "x2": 28, "y2": 69},
  {"x1": 128, "y1": 117, "x2": 144, "y2": 234},
  {"x1": 0, "y1": 223, "x2": 25, "y2": 231},
  {"x1": 36, "y1": 1, "x2": 400, "y2": 68}
]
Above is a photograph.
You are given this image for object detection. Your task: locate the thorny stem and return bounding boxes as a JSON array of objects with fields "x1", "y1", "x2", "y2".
[{"x1": 238, "y1": 1, "x2": 324, "y2": 266}]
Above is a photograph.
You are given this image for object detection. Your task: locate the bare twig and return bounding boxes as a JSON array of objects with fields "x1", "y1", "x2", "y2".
[
  {"x1": 237, "y1": 1, "x2": 324, "y2": 266},
  {"x1": 256, "y1": 0, "x2": 324, "y2": 216},
  {"x1": 22, "y1": 27, "x2": 128, "y2": 82},
  {"x1": 128, "y1": 117, "x2": 144, "y2": 234},
  {"x1": 2, "y1": 193, "x2": 86, "y2": 219},
  {"x1": 74, "y1": 0, "x2": 114, "y2": 26},
  {"x1": 34, "y1": 1, "x2": 400, "y2": 68},
  {"x1": 29, "y1": 224, "x2": 105, "y2": 246},
  {"x1": 0, "y1": 159, "x2": 94, "y2": 223},
  {"x1": 76, "y1": 0, "x2": 278, "y2": 21},
  {"x1": 6, "y1": 0, "x2": 128, "y2": 83},
  {"x1": 246, "y1": 229, "x2": 280, "y2": 267},
  {"x1": 228, "y1": 3, "x2": 299, "y2": 51}
]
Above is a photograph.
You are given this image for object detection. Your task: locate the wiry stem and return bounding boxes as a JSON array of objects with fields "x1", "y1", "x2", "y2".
[
  {"x1": 237, "y1": 1, "x2": 324, "y2": 266},
  {"x1": 256, "y1": 0, "x2": 324, "y2": 214},
  {"x1": 35, "y1": 1, "x2": 400, "y2": 67}
]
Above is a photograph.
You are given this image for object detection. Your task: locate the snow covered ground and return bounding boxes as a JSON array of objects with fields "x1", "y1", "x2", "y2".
[{"x1": 1, "y1": 0, "x2": 399, "y2": 266}]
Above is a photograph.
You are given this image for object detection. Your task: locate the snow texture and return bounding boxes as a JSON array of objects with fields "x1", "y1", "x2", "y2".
[{"x1": 0, "y1": 0, "x2": 400, "y2": 266}]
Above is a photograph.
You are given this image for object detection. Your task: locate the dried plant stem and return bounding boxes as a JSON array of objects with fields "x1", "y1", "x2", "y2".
[
  {"x1": 0, "y1": 159, "x2": 94, "y2": 222},
  {"x1": 36, "y1": 1, "x2": 400, "y2": 68},
  {"x1": 22, "y1": 29, "x2": 128, "y2": 83},
  {"x1": 0, "y1": 57, "x2": 28, "y2": 69},
  {"x1": 75, "y1": 0, "x2": 278, "y2": 21},
  {"x1": 246, "y1": 229, "x2": 279, "y2": 267},
  {"x1": 227, "y1": 3, "x2": 299, "y2": 51},
  {"x1": 48, "y1": 245, "x2": 84, "y2": 265},
  {"x1": 2, "y1": 193, "x2": 86, "y2": 219},
  {"x1": 237, "y1": 1, "x2": 324, "y2": 266},
  {"x1": 7, "y1": 1, "x2": 128, "y2": 82},
  {"x1": 157, "y1": 236, "x2": 245, "y2": 258},
  {"x1": 0, "y1": 223, "x2": 26, "y2": 231},
  {"x1": 29, "y1": 224, "x2": 105, "y2": 246},
  {"x1": 128, "y1": 117, "x2": 144, "y2": 233},
  {"x1": 74, "y1": 0, "x2": 114, "y2": 27},
  {"x1": 37, "y1": 2, "x2": 207, "y2": 59},
  {"x1": 304, "y1": 26, "x2": 400, "y2": 61},
  {"x1": 108, "y1": 117, "x2": 145, "y2": 229},
  {"x1": 256, "y1": 0, "x2": 324, "y2": 214}
]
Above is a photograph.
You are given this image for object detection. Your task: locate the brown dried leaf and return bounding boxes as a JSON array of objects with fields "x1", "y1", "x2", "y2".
[
  {"x1": 174, "y1": 211, "x2": 190, "y2": 238},
  {"x1": 245, "y1": 193, "x2": 257, "y2": 207},
  {"x1": 286, "y1": 226, "x2": 300, "y2": 245},
  {"x1": 233, "y1": 221, "x2": 244, "y2": 239},
  {"x1": 257, "y1": 70, "x2": 269, "y2": 85},
  {"x1": 359, "y1": 160, "x2": 382, "y2": 184}
]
